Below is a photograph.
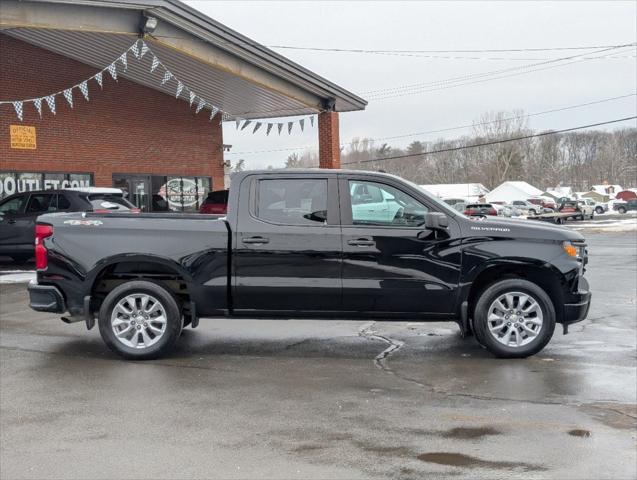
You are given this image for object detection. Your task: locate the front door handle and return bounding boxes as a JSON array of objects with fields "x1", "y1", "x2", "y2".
[
  {"x1": 242, "y1": 236, "x2": 270, "y2": 245},
  {"x1": 348, "y1": 238, "x2": 375, "y2": 247},
  {"x1": 7, "y1": 219, "x2": 16, "y2": 224}
]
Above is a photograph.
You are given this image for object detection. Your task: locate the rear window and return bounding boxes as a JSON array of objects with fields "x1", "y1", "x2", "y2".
[{"x1": 87, "y1": 194, "x2": 133, "y2": 211}]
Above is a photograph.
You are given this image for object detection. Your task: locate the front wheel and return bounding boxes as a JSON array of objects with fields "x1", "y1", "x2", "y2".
[
  {"x1": 595, "y1": 207, "x2": 604, "y2": 215},
  {"x1": 618, "y1": 207, "x2": 626, "y2": 214},
  {"x1": 98, "y1": 280, "x2": 183, "y2": 360},
  {"x1": 473, "y1": 279, "x2": 556, "y2": 358}
]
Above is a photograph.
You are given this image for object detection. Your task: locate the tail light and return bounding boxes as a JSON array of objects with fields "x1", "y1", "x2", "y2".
[
  {"x1": 35, "y1": 224, "x2": 53, "y2": 270},
  {"x1": 488, "y1": 208, "x2": 497, "y2": 215},
  {"x1": 464, "y1": 210, "x2": 471, "y2": 215}
]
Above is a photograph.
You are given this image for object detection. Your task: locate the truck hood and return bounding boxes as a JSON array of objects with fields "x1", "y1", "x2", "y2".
[{"x1": 461, "y1": 216, "x2": 585, "y2": 242}]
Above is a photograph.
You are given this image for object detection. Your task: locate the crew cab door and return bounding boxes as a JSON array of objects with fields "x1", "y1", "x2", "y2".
[
  {"x1": 232, "y1": 174, "x2": 342, "y2": 312},
  {"x1": 339, "y1": 175, "x2": 462, "y2": 315}
]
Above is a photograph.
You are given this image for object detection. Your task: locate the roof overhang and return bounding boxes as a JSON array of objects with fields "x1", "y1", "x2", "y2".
[{"x1": 0, "y1": 0, "x2": 367, "y2": 119}]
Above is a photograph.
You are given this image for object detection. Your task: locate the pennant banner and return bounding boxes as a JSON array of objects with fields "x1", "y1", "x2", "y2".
[
  {"x1": 94, "y1": 72, "x2": 103, "y2": 89},
  {"x1": 12, "y1": 101, "x2": 23, "y2": 122},
  {"x1": 33, "y1": 98, "x2": 43, "y2": 117},
  {"x1": 45, "y1": 95, "x2": 56, "y2": 115},
  {"x1": 119, "y1": 52, "x2": 128, "y2": 70},
  {"x1": 176, "y1": 82, "x2": 184, "y2": 98},
  {"x1": 266, "y1": 123, "x2": 273, "y2": 136},
  {"x1": 107, "y1": 62, "x2": 117, "y2": 81},
  {"x1": 79, "y1": 81, "x2": 89, "y2": 101},
  {"x1": 63, "y1": 88, "x2": 74, "y2": 108}
]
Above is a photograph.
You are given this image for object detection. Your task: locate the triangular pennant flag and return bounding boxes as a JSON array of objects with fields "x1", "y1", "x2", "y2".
[
  {"x1": 63, "y1": 88, "x2": 74, "y2": 108},
  {"x1": 310, "y1": 115, "x2": 315, "y2": 127},
  {"x1": 150, "y1": 55, "x2": 159, "y2": 72},
  {"x1": 107, "y1": 62, "x2": 117, "y2": 80},
  {"x1": 33, "y1": 98, "x2": 43, "y2": 117},
  {"x1": 209, "y1": 106, "x2": 219, "y2": 121},
  {"x1": 131, "y1": 42, "x2": 140, "y2": 59},
  {"x1": 94, "y1": 71, "x2": 103, "y2": 89},
  {"x1": 79, "y1": 80, "x2": 89, "y2": 101},
  {"x1": 287, "y1": 122, "x2": 293, "y2": 134},
  {"x1": 299, "y1": 119, "x2": 305, "y2": 132},
  {"x1": 12, "y1": 101, "x2": 23, "y2": 121},
  {"x1": 140, "y1": 42, "x2": 149, "y2": 58},
  {"x1": 235, "y1": 118, "x2": 243, "y2": 129},
  {"x1": 195, "y1": 98, "x2": 206, "y2": 114},
  {"x1": 277, "y1": 123, "x2": 283, "y2": 135},
  {"x1": 119, "y1": 52, "x2": 127, "y2": 70},
  {"x1": 161, "y1": 70, "x2": 172, "y2": 85},
  {"x1": 189, "y1": 91, "x2": 196, "y2": 106},
  {"x1": 253, "y1": 122, "x2": 262, "y2": 134},
  {"x1": 220, "y1": 111, "x2": 230, "y2": 126},
  {"x1": 241, "y1": 120, "x2": 252, "y2": 131},
  {"x1": 266, "y1": 123, "x2": 273, "y2": 136},
  {"x1": 45, "y1": 95, "x2": 56, "y2": 115},
  {"x1": 176, "y1": 82, "x2": 184, "y2": 98}
]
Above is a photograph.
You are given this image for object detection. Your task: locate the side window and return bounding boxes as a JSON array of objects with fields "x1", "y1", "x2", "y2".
[
  {"x1": 0, "y1": 195, "x2": 27, "y2": 215},
  {"x1": 348, "y1": 180, "x2": 429, "y2": 227},
  {"x1": 26, "y1": 194, "x2": 56, "y2": 214},
  {"x1": 257, "y1": 179, "x2": 327, "y2": 225},
  {"x1": 56, "y1": 194, "x2": 71, "y2": 210}
]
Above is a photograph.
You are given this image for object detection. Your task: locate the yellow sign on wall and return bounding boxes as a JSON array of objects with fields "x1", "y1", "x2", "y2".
[{"x1": 10, "y1": 125, "x2": 37, "y2": 150}]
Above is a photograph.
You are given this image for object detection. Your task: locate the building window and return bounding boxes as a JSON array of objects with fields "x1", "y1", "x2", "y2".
[{"x1": 0, "y1": 172, "x2": 93, "y2": 199}]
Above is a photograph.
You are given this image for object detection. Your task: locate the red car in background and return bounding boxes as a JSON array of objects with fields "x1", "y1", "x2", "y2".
[
  {"x1": 199, "y1": 190, "x2": 229, "y2": 214},
  {"x1": 528, "y1": 197, "x2": 557, "y2": 210}
]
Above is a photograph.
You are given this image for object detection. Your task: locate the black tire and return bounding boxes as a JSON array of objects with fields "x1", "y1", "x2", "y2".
[
  {"x1": 595, "y1": 207, "x2": 604, "y2": 215},
  {"x1": 98, "y1": 280, "x2": 183, "y2": 360},
  {"x1": 590, "y1": 212, "x2": 594, "y2": 220},
  {"x1": 618, "y1": 207, "x2": 626, "y2": 214},
  {"x1": 473, "y1": 279, "x2": 556, "y2": 358},
  {"x1": 10, "y1": 254, "x2": 32, "y2": 263},
  {"x1": 529, "y1": 209, "x2": 537, "y2": 216}
]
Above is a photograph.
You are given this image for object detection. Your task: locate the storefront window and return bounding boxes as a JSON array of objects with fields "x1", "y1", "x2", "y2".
[{"x1": 0, "y1": 172, "x2": 93, "y2": 199}]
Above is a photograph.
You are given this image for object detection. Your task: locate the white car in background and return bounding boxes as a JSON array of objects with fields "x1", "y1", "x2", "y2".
[{"x1": 581, "y1": 198, "x2": 608, "y2": 215}]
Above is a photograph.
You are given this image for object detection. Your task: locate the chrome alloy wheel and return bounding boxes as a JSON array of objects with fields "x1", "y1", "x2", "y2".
[
  {"x1": 486, "y1": 291, "x2": 544, "y2": 348},
  {"x1": 111, "y1": 294, "x2": 167, "y2": 349}
]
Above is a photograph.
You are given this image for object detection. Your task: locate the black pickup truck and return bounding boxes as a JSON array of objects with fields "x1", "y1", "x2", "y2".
[{"x1": 28, "y1": 170, "x2": 591, "y2": 359}]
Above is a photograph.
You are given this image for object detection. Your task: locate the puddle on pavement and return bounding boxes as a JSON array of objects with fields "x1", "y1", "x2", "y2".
[
  {"x1": 442, "y1": 427, "x2": 501, "y2": 439},
  {"x1": 417, "y1": 452, "x2": 545, "y2": 472},
  {"x1": 292, "y1": 444, "x2": 325, "y2": 453},
  {"x1": 568, "y1": 429, "x2": 592, "y2": 437}
]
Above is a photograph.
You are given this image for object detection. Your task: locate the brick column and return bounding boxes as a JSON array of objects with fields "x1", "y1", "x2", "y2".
[{"x1": 318, "y1": 111, "x2": 340, "y2": 169}]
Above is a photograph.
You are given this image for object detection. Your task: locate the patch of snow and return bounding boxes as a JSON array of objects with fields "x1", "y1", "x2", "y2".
[{"x1": 0, "y1": 272, "x2": 36, "y2": 284}]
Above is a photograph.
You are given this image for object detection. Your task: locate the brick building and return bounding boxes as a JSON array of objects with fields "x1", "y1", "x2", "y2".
[{"x1": 0, "y1": 0, "x2": 366, "y2": 211}]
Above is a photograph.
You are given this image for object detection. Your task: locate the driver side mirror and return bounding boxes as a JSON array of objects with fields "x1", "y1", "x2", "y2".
[{"x1": 424, "y1": 212, "x2": 448, "y2": 230}]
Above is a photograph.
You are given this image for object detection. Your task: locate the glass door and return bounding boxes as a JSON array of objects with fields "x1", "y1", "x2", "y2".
[{"x1": 113, "y1": 175, "x2": 151, "y2": 212}]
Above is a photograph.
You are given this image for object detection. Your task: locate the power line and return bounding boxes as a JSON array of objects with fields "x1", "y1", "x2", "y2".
[
  {"x1": 225, "y1": 93, "x2": 637, "y2": 155},
  {"x1": 342, "y1": 116, "x2": 637, "y2": 165},
  {"x1": 267, "y1": 43, "x2": 634, "y2": 54},
  {"x1": 361, "y1": 44, "x2": 635, "y2": 96}
]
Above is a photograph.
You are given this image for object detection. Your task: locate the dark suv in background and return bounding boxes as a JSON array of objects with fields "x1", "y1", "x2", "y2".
[{"x1": 0, "y1": 188, "x2": 136, "y2": 263}]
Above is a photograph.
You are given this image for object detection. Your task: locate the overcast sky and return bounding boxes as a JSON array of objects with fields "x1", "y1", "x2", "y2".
[{"x1": 185, "y1": 1, "x2": 636, "y2": 169}]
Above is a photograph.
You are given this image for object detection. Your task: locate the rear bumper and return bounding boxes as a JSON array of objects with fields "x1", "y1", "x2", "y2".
[
  {"x1": 28, "y1": 281, "x2": 66, "y2": 313},
  {"x1": 563, "y1": 277, "x2": 591, "y2": 326}
]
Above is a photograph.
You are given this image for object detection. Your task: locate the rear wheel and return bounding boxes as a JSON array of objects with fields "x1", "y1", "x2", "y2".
[
  {"x1": 473, "y1": 279, "x2": 556, "y2": 358},
  {"x1": 98, "y1": 280, "x2": 183, "y2": 360},
  {"x1": 618, "y1": 206, "x2": 626, "y2": 214},
  {"x1": 595, "y1": 206, "x2": 604, "y2": 215}
]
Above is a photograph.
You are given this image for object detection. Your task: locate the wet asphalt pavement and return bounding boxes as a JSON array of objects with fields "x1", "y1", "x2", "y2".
[{"x1": 1, "y1": 231, "x2": 636, "y2": 479}]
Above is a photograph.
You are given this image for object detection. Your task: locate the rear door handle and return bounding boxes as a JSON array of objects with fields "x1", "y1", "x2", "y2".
[
  {"x1": 242, "y1": 236, "x2": 270, "y2": 245},
  {"x1": 348, "y1": 238, "x2": 375, "y2": 247}
]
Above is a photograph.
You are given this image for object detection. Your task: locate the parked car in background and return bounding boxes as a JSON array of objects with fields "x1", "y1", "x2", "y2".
[
  {"x1": 452, "y1": 202, "x2": 467, "y2": 213},
  {"x1": 199, "y1": 189, "x2": 229, "y2": 214},
  {"x1": 580, "y1": 198, "x2": 608, "y2": 215},
  {"x1": 613, "y1": 199, "x2": 637, "y2": 214},
  {"x1": 558, "y1": 200, "x2": 594, "y2": 220},
  {"x1": 463, "y1": 203, "x2": 498, "y2": 216},
  {"x1": 0, "y1": 188, "x2": 137, "y2": 263},
  {"x1": 511, "y1": 200, "x2": 541, "y2": 216},
  {"x1": 528, "y1": 197, "x2": 557, "y2": 210}
]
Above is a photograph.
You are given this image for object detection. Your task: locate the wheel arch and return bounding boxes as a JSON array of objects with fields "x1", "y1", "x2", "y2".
[{"x1": 463, "y1": 261, "x2": 566, "y2": 325}]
